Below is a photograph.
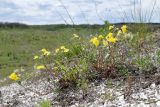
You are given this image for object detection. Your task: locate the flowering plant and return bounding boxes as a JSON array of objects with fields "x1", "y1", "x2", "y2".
[{"x1": 8, "y1": 22, "x2": 156, "y2": 91}]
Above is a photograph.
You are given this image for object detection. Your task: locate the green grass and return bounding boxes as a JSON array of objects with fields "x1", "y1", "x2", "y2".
[
  {"x1": 0, "y1": 27, "x2": 98, "y2": 80},
  {"x1": 35, "y1": 99, "x2": 52, "y2": 107}
]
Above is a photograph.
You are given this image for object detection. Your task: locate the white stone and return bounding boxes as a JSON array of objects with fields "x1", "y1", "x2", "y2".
[
  {"x1": 139, "y1": 93, "x2": 148, "y2": 99},
  {"x1": 157, "y1": 101, "x2": 160, "y2": 106},
  {"x1": 150, "y1": 83, "x2": 156, "y2": 89}
]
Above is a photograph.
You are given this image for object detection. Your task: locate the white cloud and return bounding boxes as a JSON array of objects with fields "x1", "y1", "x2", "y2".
[{"x1": 0, "y1": 0, "x2": 159, "y2": 25}]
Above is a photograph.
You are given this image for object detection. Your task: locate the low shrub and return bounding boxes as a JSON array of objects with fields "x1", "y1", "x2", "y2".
[{"x1": 8, "y1": 22, "x2": 158, "y2": 92}]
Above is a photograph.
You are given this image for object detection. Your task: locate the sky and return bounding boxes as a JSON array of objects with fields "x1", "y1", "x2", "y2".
[{"x1": 0, "y1": 0, "x2": 160, "y2": 25}]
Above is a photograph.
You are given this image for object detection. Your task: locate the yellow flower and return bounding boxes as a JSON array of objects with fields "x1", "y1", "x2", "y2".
[
  {"x1": 41, "y1": 48, "x2": 47, "y2": 52},
  {"x1": 90, "y1": 37, "x2": 99, "y2": 47},
  {"x1": 73, "y1": 34, "x2": 79, "y2": 38},
  {"x1": 64, "y1": 48, "x2": 69, "y2": 53},
  {"x1": 117, "y1": 30, "x2": 122, "y2": 36},
  {"x1": 36, "y1": 65, "x2": 45, "y2": 70},
  {"x1": 107, "y1": 37, "x2": 118, "y2": 43},
  {"x1": 55, "y1": 49, "x2": 59, "y2": 53},
  {"x1": 106, "y1": 33, "x2": 113, "y2": 39},
  {"x1": 33, "y1": 55, "x2": 39, "y2": 60},
  {"x1": 9, "y1": 72, "x2": 19, "y2": 81},
  {"x1": 43, "y1": 51, "x2": 51, "y2": 56},
  {"x1": 41, "y1": 48, "x2": 50, "y2": 56},
  {"x1": 109, "y1": 25, "x2": 114, "y2": 30},
  {"x1": 102, "y1": 40, "x2": 108, "y2": 46},
  {"x1": 60, "y1": 46, "x2": 65, "y2": 50},
  {"x1": 98, "y1": 35, "x2": 104, "y2": 39},
  {"x1": 121, "y1": 25, "x2": 127, "y2": 33}
]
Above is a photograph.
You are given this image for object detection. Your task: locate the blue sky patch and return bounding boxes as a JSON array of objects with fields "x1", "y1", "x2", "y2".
[{"x1": 0, "y1": 0, "x2": 159, "y2": 25}]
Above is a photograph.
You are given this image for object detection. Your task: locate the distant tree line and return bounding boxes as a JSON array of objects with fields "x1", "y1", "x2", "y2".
[
  {"x1": 0, "y1": 22, "x2": 28, "y2": 28},
  {"x1": 0, "y1": 22, "x2": 160, "y2": 31},
  {"x1": 31, "y1": 24, "x2": 103, "y2": 31},
  {"x1": 0, "y1": 22, "x2": 103, "y2": 30}
]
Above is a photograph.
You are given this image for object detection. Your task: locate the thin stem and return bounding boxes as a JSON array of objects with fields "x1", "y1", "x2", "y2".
[
  {"x1": 148, "y1": 0, "x2": 157, "y2": 22},
  {"x1": 58, "y1": 0, "x2": 75, "y2": 25}
]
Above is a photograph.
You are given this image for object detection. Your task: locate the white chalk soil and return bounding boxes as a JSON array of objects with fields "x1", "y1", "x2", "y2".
[{"x1": 0, "y1": 77, "x2": 160, "y2": 107}]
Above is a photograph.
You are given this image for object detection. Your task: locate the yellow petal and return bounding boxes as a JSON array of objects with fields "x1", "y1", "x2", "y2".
[
  {"x1": 73, "y1": 34, "x2": 79, "y2": 38},
  {"x1": 36, "y1": 65, "x2": 45, "y2": 70},
  {"x1": 9, "y1": 73, "x2": 19, "y2": 81},
  {"x1": 64, "y1": 48, "x2": 69, "y2": 53},
  {"x1": 106, "y1": 33, "x2": 113, "y2": 39},
  {"x1": 90, "y1": 37, "x2": 99, "y2": 47},
  {"x1": 43, "y1": 51, "x2": 51, "y2": 56},
  {"x1": 98, "y1": 35, "x2": 104, "y2": 39},
  {"x1": 107, "y1": 37, "x2": 118, "y2": 43},
  {"x1": 41, "y1": 48, "x2": 47, "y2": 52},
  {"x1": 33, "y1": 55, "x2": 39, "y2": 60},
  {"x1": 60, "y1": 46, "x2": 65, "y2": 49},
  {"x1": 117, "y1": 30, "x2": 122, "y2": 36},
  {"x1": 55, "y1": 49, "x2": 59, "y2": 53},
  {"x1": 121, "y1": 25, "x2": 127, "y2": 33},
  {"x1": 90, "y1": 37, "x2": 94, "y2": 43},
  {"x1": 109, "y1": 25, "x2": 114, "y2": 30},
  {"x1": 102, "y1": 40, "x2": 108, "y2": 46}
]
